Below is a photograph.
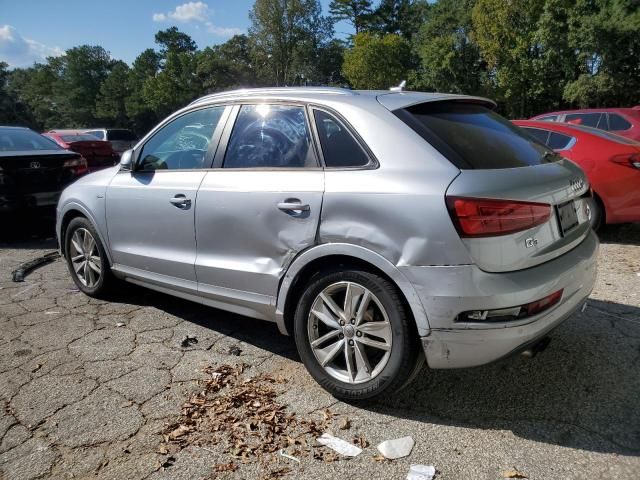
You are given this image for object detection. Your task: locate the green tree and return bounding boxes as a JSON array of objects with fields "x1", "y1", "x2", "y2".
[
  {"x1": 564, "y1": 0, "x2": 640, "y2": 107},
  {"x1": 95, "y1": 61, "x2": 130, "y2": 126},
  {"x1": 329, "y1": 0, "x2": 373, "y2": 34},
  {"x1": 155, "y1": 26, "x2": 198, "y2": 56},
  {"x1": 49, "y1": 45, "x2": 113, "y2": 127},
  {"x1": 249, "y1": 0, "x2": 333, "y2": 85},
  {"x1": 197, "y1": 35, "x2": 263, "y2": 92},
  {"x1": 342, "y1": 32, "x2": 412, "y2": 89},
  {"x1": 0, "y1": 62, "x2": 37, "y2": 128},
  {"x1": 414, "y1": 0, "x2": 487, "y2": 95},
  {"x1": 7, "y1": 64, "x2": 58, "y2": 129},
  {"x1": 370, "y1": 0, "x2": 429, "y2": 39},
  {"x1": 472, "y1": 0, "x2": 546, "y2": 117},
  {"x1": 126, "y1": 49, "x2": 161, "y2": 135}
]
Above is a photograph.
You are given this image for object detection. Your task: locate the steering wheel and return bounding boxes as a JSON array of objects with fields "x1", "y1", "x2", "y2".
[{"x1": 164, "y1": 149, "x2": 206, "y2": 169}]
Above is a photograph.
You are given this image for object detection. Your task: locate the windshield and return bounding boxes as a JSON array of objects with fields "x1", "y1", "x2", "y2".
[
  {"x1": 60, "y1": 134, "x2": 102, "y2": 143},
  {"x1": 0, "y1": 128, "x2": 62, "y2": 152},
  {"x1": 395, "y1": 102, "x2": 558, "y2": 169}
]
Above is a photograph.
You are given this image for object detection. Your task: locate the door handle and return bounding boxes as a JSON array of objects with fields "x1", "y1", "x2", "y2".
[
  {"x1": 170, "y1": 194, "x2": 191, "y2": 208},
  {"x1": 277, "y1": 200, "x2": 310, "y2": 212}
]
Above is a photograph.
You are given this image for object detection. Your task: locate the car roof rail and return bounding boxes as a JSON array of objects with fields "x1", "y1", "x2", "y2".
[{"x1": 189, "y1": 87, "x2": 356, "y2": 106}]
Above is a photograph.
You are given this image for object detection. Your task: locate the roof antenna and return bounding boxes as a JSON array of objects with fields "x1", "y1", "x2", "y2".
[{"x1": 390, "y1": 80, "x2": 406, "y2": 92}]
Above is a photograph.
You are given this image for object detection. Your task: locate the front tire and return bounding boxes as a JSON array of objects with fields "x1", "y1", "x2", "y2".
[
  {"x1": 64, "y1": 217, "x2": 114, "y2": 298},
  {"x1": 294, "y1": 269, "x2": 421, "y2": 401}
]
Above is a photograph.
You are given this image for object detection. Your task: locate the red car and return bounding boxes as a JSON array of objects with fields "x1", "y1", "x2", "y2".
[
  {"x1": 513, "y1": 120, "x2": 640, "y2": 228},
  {"x1": 44, "y1": 131, "x2": 119, "y2": 172},
  {"x1": 530, "y1": 107, "x2": 640, "y2": 142}
]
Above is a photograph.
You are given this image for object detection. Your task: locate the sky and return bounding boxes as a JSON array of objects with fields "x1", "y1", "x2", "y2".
[{"x1": 0, "y1": 0, "x2": 347, "y2": 68}]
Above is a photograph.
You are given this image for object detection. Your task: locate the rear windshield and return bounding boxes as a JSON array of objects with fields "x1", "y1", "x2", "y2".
[
  {"x1": 395, "y1": 102, "x2": 557, "y2": 169},
  {"x1": 108, "y1": 129, "x2": 136, "y2": 141},
  {"x1": 61, "y1": 134, "x2": 101, "y2": 143},
  {"x1": 0, "y1": 128, "x2": 61, "y2": 152}
]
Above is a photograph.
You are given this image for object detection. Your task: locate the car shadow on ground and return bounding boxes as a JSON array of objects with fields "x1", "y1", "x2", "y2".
[
  {"x1": 112, "y1": 281, "x2": 640, "y2": 458},
  {"x1": 597, "y1": 223, "x2": 640, "y2": 246},
  {"x1": 0, "y1": 211, "x2": 57, "y2": 249}
]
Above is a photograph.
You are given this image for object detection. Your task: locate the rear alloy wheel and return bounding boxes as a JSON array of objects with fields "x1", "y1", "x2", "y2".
[
  {"x1": 65, "y1": 217, "x2": 114, "y2": 297},
  {"x1": 294, "y1": 269, "x2": 421, "y2": 400}
]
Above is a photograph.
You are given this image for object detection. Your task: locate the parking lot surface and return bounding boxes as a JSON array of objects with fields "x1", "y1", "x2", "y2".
[{"x1": 1, "y1": 221, "x2": 639, "y2": 480}]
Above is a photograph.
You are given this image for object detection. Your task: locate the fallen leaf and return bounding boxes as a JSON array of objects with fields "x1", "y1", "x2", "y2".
[
  {"x1": 213, "y1": 462, "x2": 238, "y2": 472},
  {"x1": 167, "y1": 424, "x2": 192, "y2": 440},
  {"x1": 503, "y1": 468, "x2": 528, "y2": 479},
  {"x1": 339, "y1": 417, "x2": 351, "y2": 430}
]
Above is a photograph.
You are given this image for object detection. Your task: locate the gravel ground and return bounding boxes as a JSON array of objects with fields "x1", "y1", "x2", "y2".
[{"x1": 0, "y1": 219, "x2": 639, "y2": 480}]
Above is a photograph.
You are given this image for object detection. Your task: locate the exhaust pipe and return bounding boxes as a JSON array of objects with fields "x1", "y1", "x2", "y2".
[{"x1": 521, "y1": 336, "x2": 551, "y2": 358}]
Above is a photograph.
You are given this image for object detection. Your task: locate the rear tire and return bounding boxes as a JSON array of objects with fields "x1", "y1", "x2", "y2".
[
  {"x1": 64, "y1": 217, "x2": 115, "y2": 298},
  {"x1": 294, "y1": 268, "x2": 421, "y2": 401},
  {"x1": 588, "y1": 196, "x2": 604, "y2": 231}
]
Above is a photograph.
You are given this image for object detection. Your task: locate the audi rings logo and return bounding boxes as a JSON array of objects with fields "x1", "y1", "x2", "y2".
[
  {"x1": 570, "y1": 178, "x2": 585, "y2": 192},
  {"x1": 30, "y1": 161, "x2": 41, "y2": 169}
]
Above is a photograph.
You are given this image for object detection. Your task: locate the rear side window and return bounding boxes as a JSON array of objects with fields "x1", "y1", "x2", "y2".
[
  {"x1": 565, "y1": 113, "x2": 603, "y2": 129},
  {"x1": 313, "y1": 110, "x2": 369, "y2": 167},
  {"x1": 108, "y1": 129, "x2": 137, "y2": 141},
  {"x1": 548, "y1": 132, "x2": 574, "y2": 150},
  {"x1": 395, "y1": 102, "x2": 554, "y2": 169},
  {"x1": 223, "y1": 104, "x2": 316, "y2": 168},
  {"x1": 608, "y1": 114, "x2": 632, "y2": 131}
]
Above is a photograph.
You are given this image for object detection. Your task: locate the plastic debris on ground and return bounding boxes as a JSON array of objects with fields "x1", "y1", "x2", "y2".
[
  {"x1": 377, "y1": 436, "x2": 415, "y2": 459},
  {"x1": 180, "y1": 335, "x2": 198, "y2": 348},
  {"x1": 407, "y1": 464, "x2": 436, "y2": 480},
  {"x1": 316, "y1": 433, "x2": 363, "y2": 457},
  {"x1": 278, "y1": 448, "x2": 300, "y2": 463}
]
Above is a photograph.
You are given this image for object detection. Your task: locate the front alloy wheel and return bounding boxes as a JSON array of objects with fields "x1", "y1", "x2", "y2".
[
  {"x1": 64, "y1": 216, "x2": 114, "y2": 297},
  {"x1": 69, "y1": 228, "x2": 102, "y2": 288}
]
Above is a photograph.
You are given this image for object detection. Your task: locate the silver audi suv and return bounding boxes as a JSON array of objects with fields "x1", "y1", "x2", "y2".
[{"x1": 56, "y1": 88, "x2": 598, "y2": 400}]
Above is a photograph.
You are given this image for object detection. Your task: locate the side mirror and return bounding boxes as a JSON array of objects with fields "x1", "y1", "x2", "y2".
[{"x1": 119, "y1": 149, "x2": 134, "y2": 171}]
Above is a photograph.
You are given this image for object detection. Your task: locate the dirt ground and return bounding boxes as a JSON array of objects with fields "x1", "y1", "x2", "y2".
[{"x1": 1, "y1": 218, "x2": 639, "y2": 480}]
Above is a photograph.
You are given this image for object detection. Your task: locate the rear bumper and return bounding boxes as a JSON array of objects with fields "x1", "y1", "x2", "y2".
[
  {"x1": 400, "y1": 230, "x2": 599, "y2": 369},
  {"x1": 0, "y1": 191, "x2": 61, "y2": 212}
]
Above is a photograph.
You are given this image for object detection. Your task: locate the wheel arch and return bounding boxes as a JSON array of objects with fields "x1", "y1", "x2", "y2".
[
  {"x1": 58, "y1": 203, "x2": 113, "y2": 265},
  {"x1": 276, "y1": 243, "x2": 430, "y2": 337}
]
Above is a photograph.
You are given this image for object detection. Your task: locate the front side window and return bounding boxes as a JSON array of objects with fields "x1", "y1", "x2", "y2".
[
  {"x1": 565, "y1": 113, "x2": 602, "y2": 129},
  {"x1": 138, "y1": 107, "x2": 225, "y2": 171},
  {"x1": 223, "y1": 104, "x2": 315, "y2": 168},
  {"x1": 313, "y1": 110, "x2": 370, "y2": 167},
  {"x1": 608, "y1": 114, "x2": 632, "y2": 131}
]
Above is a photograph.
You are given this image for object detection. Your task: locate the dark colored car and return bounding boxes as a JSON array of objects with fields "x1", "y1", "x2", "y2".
[
  {"x1": 530, "y1": 108, "x2": 640, "y2": 141},
  {"x1": 0, "y1": 126, "x2": 88, "y2": 214},
  {"x1": 44, "y1": 131, "x2": 119, "y2": 172},
  {"x1": 514, "y1": 120, "x2": 640, "y2": 228}
]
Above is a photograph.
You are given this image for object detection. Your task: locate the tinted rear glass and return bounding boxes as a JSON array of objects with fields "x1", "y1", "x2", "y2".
[
  {"x1": 108, "y1": 129, "x2": 136, "y2": 141},
  {"x1": 0, "y1": 129, "x2": 61, "y2": 152},
  {"x1": 565, "y1": 113, "x2": 602, "y2": 128},
  {"x1": 395, "y1": 102, "x2": 554, "y2": 169}
]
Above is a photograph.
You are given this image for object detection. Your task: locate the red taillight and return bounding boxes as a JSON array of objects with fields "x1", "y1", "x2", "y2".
[
  {"x1": 447, "y1": 197, "x2": 552, "y2": 237},
  {"x1": 524, "y1": 289, "x2": 563, "y2": 316},
  {"x1": 64, "y1": 156, "x2": 89, "y2": 176},
  {"x1": 610, "y1": 153, "x2": 640, "y2": 170}
]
